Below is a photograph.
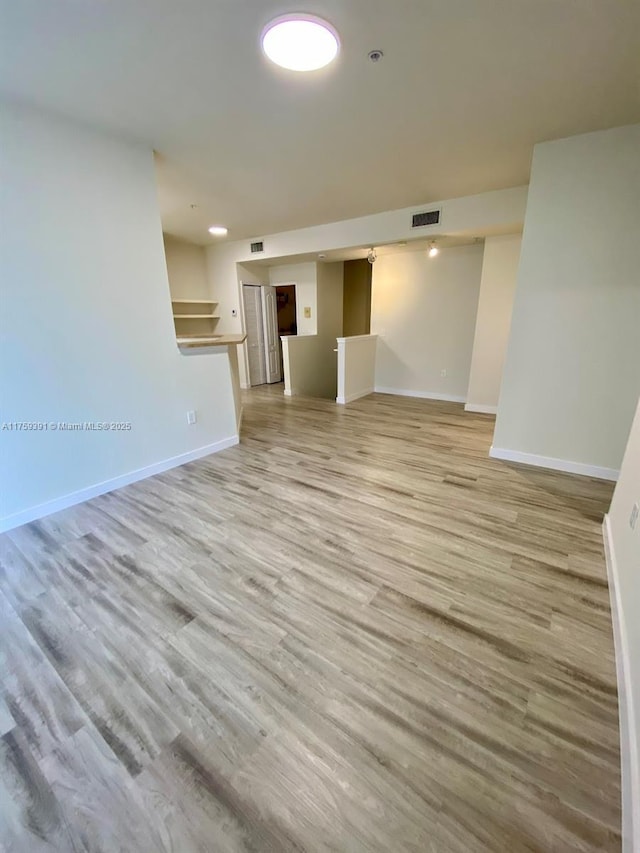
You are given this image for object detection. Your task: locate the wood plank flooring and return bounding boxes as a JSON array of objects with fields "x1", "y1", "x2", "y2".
[{"x1": 0, "y1": 387, "x2": 620, "y2": 852}]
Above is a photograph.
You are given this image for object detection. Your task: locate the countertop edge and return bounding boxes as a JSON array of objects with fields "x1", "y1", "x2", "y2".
[{"x1": 177, "y1": 334, "x2": 247, "y2": 349}]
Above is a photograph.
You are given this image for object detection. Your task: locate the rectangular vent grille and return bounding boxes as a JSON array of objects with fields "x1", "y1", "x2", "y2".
[
  {"x1": 250, "y1": 241, "x2": 264, "y2": 253},
  {"x1": 411, "y1": 209, "x2": 440, "y2": 228}
]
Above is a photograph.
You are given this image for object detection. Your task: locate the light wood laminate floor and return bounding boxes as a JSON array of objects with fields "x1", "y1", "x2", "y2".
[{"x1": 0, "y1": 388, "x2": 620, "y2": 852}]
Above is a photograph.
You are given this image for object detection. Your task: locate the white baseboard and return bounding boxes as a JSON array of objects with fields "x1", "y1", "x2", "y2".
[
  {"x1": 336, "y1": 387, "x2": 374, "y2": 405},
  {"x1": 240, "y1": 383, "x2": 251, "y2": 390},
  {"x1": 283, "y1": 389, "x2": 295, "y2": 397},
  {"x1": 374, "y1": 386, "x2": 466, "y2": 403},
  {"x1": 0, "y1": 435, "x2": 239, "y2": 533},
  {"x1": 603, "y1": 514, "x2": 639, "y2": 853},
  {"x1": 489, "y1": 446, "x2": 619, "y2": 481},
  {"x1": 464, "y1": 403, "x2": 498, "y2": 415}
]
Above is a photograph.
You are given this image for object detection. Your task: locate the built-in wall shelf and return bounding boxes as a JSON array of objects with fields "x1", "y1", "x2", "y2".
[
  {"x1": 171, "y1": 299, "x2": 218, "y2": 305},
  {"x1": 173, "y1": 313, "x2": 220, "y2": 319},
  {"x1": 171, "y1": 298, "x2": 220, "y2": 338}
]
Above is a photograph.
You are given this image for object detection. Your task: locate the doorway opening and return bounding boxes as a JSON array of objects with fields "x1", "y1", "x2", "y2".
[
  {"x1": 275, "y1": 284, "x2": 297, "y2": 372},
  {"x1": 275, "y1": 285, "x2": 297, "y2": 336}
]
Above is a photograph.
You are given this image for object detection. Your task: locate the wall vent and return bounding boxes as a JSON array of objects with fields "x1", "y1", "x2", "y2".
[
  {"x1": 411, "y1": 209, "x2": 441, "y2": 228},
  {"x1": 250, "y1": 241, "x2": 264, "y2": 253}
]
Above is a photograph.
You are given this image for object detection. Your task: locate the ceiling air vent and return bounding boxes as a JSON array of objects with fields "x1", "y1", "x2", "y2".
[
  {"x1": 250, "y1": 241, "x2": 264, "y2": 253},
  {"x1": 411, "y1": 209, "x2": 441, "y2": 228}
]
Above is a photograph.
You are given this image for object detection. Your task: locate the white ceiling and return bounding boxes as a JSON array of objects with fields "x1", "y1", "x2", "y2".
[{"x1": 1, "y1": 1, "x2": 638, "y2": 245}]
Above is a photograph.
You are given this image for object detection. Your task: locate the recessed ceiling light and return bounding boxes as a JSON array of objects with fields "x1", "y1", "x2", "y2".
[
  {"x1": 208, "y1": 225, "x2": 228, "y2": 236},
  {"x1": 261, "y1": 14, "x2": 340, "y2": 72}
]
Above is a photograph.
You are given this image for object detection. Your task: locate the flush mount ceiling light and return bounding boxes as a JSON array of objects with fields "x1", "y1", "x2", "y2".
[
  {"x1": 428, "y1": 241, "x2": 439, "y2": 258},
  {"x1": 208, "y1": 225, "x2": 228, "y2": 236},
  {"x1": 261, "y1": 14, "x2": 340, "y2": 71}
]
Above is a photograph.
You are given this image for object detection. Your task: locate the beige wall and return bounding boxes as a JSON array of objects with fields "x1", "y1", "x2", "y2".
[
  {"x1": 606, "y1": 396, "x2": 640, "y2": 852},
  {"x1": 466, "y1": 234, "x2": 521, "y2": 412},
  {"x1": 163, "y1": 234, "x2": 210, "y2": 300},
  {"x1": 343, "y1": 259, "x2": 371, "y2": 337},
  {"x1": 0, "y1": 103, "x2": 238, "y2": 530},
  {"x1": 371, "y1": 245, "x2": 484, "y2": 400},
  {"x1": 282, "y1": 335, "x2": 336, "y2": 400},
  {"x1": 316, "y1": 261, "x2": 344, "y2": 342},
  {"x1": 494, "y1": 124, "x2": 640, "y2": 476}
]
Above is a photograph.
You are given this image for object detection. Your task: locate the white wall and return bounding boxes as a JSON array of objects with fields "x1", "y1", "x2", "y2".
[
  {"x1": 493, "y1": 124, "x2": 640, "y2": 477},
  {"x1": 466, "y1": 234, "x2": 521, "y2": 413},
  {"x1": 0, "y1": 103, "x2": 238, "y2": 530},
  {"x1": 206, "y1": 246, "x2": 246, "y2": 338},
  {"x1": 163, "y1": 234, "x2": 210, "y2": 299},
  {"x1": 269, "y1": 262, "x2": 318, "y2": 335},
  {"x1": 605, "y1": 396, "x2": 640, "y2": 853},
  {"x1": 371, "y1": 245, "x2": 484, "y2": 400},
  {"x1": 337, "y1": 335, "x2": 378, "y2": 404}
]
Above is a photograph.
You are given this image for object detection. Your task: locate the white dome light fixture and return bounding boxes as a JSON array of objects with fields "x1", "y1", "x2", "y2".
[
  {"x1": 428, "y1": 241, "x2": 439, "y2": 258},
  {"x1": 261, "y1": 14, "x2": 340, "y2": 72},
  {"x1": 208, "y1": 225, "x2": 228, "y2": 236}
]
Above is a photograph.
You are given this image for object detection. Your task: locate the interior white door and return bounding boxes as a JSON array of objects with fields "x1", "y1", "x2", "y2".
[
  {"x1": 261, "y1": 285, "x2": 282, "y2": 383},
  {"x1": 242, "y1": 285, "x2": 267, "y2": 386}
]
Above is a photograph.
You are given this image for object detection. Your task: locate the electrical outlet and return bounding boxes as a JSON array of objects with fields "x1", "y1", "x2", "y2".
[
  {"x1": 440, "y1": 369, "x2": 447, "y2": 378},
  {"x1": 186, "y1": 410, "x2": 197, "y2": 425},
  {"x1": 630, "y1": 502, "x2": 639, "y2": 531}
]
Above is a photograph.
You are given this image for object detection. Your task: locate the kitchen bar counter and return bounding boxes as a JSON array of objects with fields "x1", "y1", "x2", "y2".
[{"x1": 176, "y1": 333, "x2": 246, "y2": 432}]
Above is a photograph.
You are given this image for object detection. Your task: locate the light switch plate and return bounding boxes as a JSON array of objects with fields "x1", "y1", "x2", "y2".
[{"x1": 304, "y1": 307, "x2": 311, "y2": 319}]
